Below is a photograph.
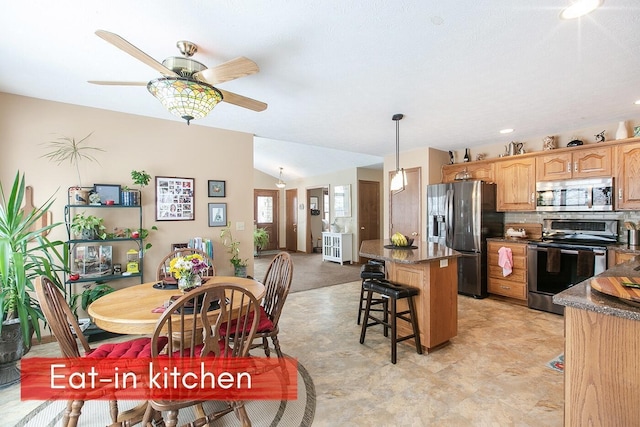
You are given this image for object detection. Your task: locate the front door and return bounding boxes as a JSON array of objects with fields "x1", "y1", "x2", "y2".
[
  {"x1": 254, "y1": 189, "x2": 279, "y2": 251},
  {"x1": 390, "y1": 167, "x2": 421, "y2": 239},
  {"x1": 286, "y1": 189, "x2": 298, "y2": 252}
]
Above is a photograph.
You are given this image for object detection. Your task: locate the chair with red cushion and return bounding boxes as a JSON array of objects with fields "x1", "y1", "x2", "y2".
[
  {"x1": 34, "y1": 276, "x2": 168, "y2": 427},
  {"x1": 221, "y1": 252, "x2": 293, "y2": 359},
  {"x1": 141, "y1": 283, "x2": 261, "y2": 427},
  {"x1": 156, "y1": 248, "x2": 215, "y2": 284}
]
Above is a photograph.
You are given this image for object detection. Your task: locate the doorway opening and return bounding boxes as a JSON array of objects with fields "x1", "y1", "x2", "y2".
[{"x1": 306, "y1": 186, "x2": 329, "y2": 254}]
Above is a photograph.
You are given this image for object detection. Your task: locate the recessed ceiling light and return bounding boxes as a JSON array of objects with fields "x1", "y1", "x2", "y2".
[
  {"x1": 499, "y1": 129, "x2": 514, "y2": 134},
  {"x1": 560, "y1": 0, "x2": 603, "y2": 20}
]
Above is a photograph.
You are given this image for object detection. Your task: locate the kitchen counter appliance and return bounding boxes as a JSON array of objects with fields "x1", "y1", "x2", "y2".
[
  {"x1": 527, "y1": 218, "x2": 618, "y2": 314},
  {"x1": 427, "y1": 181, "x2": 504, "y2": 298}
]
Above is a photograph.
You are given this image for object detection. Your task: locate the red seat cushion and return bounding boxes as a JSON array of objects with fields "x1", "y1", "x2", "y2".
[
  {"x1": 170, "y1": 340, "x2": 230, "y2": 357},
  {"x1": 219, "y1": 306, "x2": 274, "y2": 336},
  {"x1": 85, "y1": 337, "x2": 169, "y2": 359}
]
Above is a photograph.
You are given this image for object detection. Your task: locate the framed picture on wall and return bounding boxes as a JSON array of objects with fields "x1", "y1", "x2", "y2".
[
  {"x1": 155, "y1": 176, "x2": 195, "y2": 221},
  {"x1": 208, "y1": 203, "x2": 227, "y2": 227},
  {"x1": 208, "y1": 180, "x2": 226, "y2": 197}
]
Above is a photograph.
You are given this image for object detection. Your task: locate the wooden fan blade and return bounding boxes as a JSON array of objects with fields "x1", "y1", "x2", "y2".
[
  {"x1": 88, "y1": 81, "x2": 147, "y2": 86},
  {"x1": 218, "y1": 89, "x2": 267, "y2": 112},
  {"x1": 194, "y1": 57, "x2": 259, "y2": 85},
  {"x1": 95, "y1": 30, "x2": 179, "y2": 77}
]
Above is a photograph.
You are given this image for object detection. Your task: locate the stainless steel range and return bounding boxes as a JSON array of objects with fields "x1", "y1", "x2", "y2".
[{"x1": 527, "y1": 219, "x2": 618, "y2": 315}]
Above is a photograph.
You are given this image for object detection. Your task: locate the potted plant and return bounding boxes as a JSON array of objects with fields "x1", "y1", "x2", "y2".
[
  {"x1": 254, "y1": 227, "x2": 269, "y2": 257},
  {"x1": 0, "y1": 172, "x2": 65, "y2": 387},
  {"x1": 41, "y1": 132, "x2": 104, "y2": 205},
  {"x1": 122, "y1": 170, "x2": 151, "y2": 206},
  {"x1": 69, "y1": 282, "x2": 115, "y2": 318},
  {"x1": 123, "y1": 225, "x2": 158, "y2": 254},
  {"x1": 70, "y1": 212, "x2": 106, "y2": 240},
  {"x1": 220, "y1": 224, "x2": 248, "y2": 277}
]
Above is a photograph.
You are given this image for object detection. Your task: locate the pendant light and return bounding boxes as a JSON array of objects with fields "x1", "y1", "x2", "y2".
[
  {"x1": 275, "y1": 167, "x2": 286, "y2": 189},
  {"x1": 390, "y1": 113, "x2": 406, "y2": 192}
]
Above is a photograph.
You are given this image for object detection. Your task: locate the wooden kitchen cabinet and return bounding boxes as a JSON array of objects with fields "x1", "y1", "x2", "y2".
[
  {"x1": 536, "y1": 146, "x2": 611, "y2": 181},
  {"x1": 487, "y1": 240, "x2": 527, "y2": 300},
  {"x1": 441, "y1": 162, "x2": 494, "y2": 183},
  {"x1": 495, "y1": 157, "x2": 536, "y2": 211},
  {"x1": 615, "y1": 141, "x2": 640, "y2": 209},
  {"x1": 607, "y1": 248, "x2": 640, "y2": 268}
]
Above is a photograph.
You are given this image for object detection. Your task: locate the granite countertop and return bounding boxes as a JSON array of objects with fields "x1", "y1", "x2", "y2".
[
  {"x1": 359, "y1": 239, "x2": 460, "y2": 264},
  {"x1": 554, "y1": 258, "x2": 640, "y2": 321}
]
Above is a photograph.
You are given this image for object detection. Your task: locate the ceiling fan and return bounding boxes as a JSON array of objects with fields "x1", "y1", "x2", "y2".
[{"x1": 89, "y1": 30, "x2": 267, "y2": 124}]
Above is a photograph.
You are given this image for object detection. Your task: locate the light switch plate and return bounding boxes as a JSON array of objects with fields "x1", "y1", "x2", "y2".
[{"x1": 236, "y1": 221, "x2": 245, "y2": 231}]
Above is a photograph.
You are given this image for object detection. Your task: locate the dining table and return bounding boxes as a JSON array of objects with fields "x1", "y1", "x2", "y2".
[{"x1": 88, "y1": 276, "x2": 265, "y2": 335}]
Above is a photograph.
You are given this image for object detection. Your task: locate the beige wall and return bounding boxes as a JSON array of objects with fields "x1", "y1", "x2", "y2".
[{"x1": 0, "y1": 93, "x2": 256, "y2": 299}]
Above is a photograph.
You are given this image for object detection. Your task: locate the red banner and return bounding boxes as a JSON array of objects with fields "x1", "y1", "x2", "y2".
[{"x1": 21, "y1": 357, "x2": 298, "y2": 401}]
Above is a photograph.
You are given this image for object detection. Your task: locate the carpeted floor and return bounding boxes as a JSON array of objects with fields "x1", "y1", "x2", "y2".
[{"x1": 254, "y1": 251, "x2": 360, "y2": 293}]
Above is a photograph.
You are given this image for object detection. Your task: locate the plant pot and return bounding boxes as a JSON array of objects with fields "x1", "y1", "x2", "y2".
[
  {"x1": 79, "y1": 228, "x2": 98, "y2": 240},
  {"x1": 69, "y1": 188, "x2": 89, "y2": 205},
  {"x1": 0, "y1": 319, "x2": 28, "y2": 389},
  {"x1": 234, "y1": 266, "x2": 247, "y2": 278}
]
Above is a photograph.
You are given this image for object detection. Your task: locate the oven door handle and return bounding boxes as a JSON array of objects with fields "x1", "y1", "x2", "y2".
[{"x1": 534, "y1": 247, "x2": 605, "y2": 256}]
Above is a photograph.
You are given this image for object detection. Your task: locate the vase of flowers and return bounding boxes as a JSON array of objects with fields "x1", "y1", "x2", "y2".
[{"x1": 168, "y1": 253, "x2": 208, "y2": 292}]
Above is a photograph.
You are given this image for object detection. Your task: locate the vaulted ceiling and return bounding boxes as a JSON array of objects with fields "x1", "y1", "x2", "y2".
[{"x1": 1, "y1": 1, "x2": 638, "y2": 182}]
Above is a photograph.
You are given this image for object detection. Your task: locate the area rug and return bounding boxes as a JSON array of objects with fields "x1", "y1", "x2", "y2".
[
  {"x1": 14, "y1": 361, "x2": 315, "y2": 427},
  {"x1": 547, "y1": 353, "x2": 564, "y2": 373},
  {"x1": 254, "y1": 251, "x2": 360, "y2": 293}
]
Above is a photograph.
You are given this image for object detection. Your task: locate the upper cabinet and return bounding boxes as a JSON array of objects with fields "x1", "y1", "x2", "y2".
[
  {"x1": 536, "y1": 146, "x2": 612, "y2": 181},
  {"x1": 442, "y1": 162, "x2": 494, "y2": 183},
  {"x1": 615, "y1": 142, "x2": 640, "y2": 210},
  {"x1": 495, "y1": 157, "x2": 536, "y2": 211}
]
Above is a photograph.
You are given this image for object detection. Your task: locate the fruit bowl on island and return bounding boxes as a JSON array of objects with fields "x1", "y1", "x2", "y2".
[{"x1": 387, "y1": 233, "x2": 415, "y2": 248}]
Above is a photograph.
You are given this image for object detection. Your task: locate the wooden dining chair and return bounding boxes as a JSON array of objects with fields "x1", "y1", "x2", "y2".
[
  {"x1": 222, "y1": 251, "x2": 293, "y2": 359},
  {"x1": 142, "y1": 283, "x2": 261, "y2": 427},
  {"x1": 156, "y1": 248, "x2": 216, "y2": 282},
  {"x1": 34, "y1": 276, "x2": 167, "y2": 427}
]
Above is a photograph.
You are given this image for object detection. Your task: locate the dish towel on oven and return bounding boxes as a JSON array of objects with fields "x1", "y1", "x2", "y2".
[
  {"x1": 547, "y1": 248, "x2": 561, "y2": 273},
  {"x1": 498, "y1": 246, "x2": 513, "y2": 277},
  {"x1": 577, "y1": 250, "x2": 595, "y2": 277}
]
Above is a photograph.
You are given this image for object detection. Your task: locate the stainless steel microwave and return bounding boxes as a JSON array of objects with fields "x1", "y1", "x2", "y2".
[{"x1": 535, "y1": 177, "x2": 614, "y2": 212}]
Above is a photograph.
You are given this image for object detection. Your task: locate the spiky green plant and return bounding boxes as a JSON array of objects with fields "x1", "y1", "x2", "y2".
[
  {"x1": 41, "y1": 132, "x2": 103, "y2": 188},
  {"x1": 0, "y1": 172, "x2": 65, "y2": 344}
]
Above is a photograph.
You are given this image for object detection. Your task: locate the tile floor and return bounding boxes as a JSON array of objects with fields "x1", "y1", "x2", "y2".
[{"x1": 4, "y1": 281, "x2": 565, "y2": 426}]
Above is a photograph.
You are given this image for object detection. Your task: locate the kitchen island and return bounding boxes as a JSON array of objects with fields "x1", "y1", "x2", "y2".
[
  {"x1": 359, "y1": 240, "x2": 460, "y2": 352},
  {"x1": 554, "y1": 257, "x2": 640, "y2": 426}
]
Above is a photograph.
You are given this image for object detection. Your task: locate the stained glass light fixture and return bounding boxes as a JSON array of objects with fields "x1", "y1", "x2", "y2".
[{"x1": 147, "y1": 77, "x2": 222, "y2": 125}]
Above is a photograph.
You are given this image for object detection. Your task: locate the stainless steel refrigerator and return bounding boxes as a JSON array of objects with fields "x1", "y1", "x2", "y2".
[{"x1": 427, "y1": 181, "x2": 504, "y2": 298}]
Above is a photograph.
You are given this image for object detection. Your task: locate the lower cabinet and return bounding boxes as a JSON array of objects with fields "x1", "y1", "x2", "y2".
[
  {"x1": 607, "y1": 248, "x2": 640, "y2": 268},
  {"x1": 487, "y1": 241, "x2": 527, "y2": 300},
  {"x1": 322, "y1": 232, "x2": 352, "y2": 265}
]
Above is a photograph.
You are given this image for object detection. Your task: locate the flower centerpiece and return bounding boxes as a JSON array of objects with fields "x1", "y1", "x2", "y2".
[{"x1": 169, "y1": 253, "x2": 208, "y2": 291}]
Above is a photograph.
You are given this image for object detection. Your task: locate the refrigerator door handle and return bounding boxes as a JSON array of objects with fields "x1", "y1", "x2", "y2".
[{"x1": 445, "y1": 188, "x2": 453, "y2": 245}]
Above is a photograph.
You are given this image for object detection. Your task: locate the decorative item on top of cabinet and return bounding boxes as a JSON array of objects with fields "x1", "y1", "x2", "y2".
[
  {"x1": 487, "y1": 240, "x2": 528, "y2": 301},
  {"x1": 616, "y1": 121, "x2": 629, "y2": 140},
  {"x1": 463, "y1": 148, "x2": 470, "y2": 162},
  {"x1": 595, "y1": 131, "x2": 606, "y2": 143},
  {"x1": 543, "y1": 136, "x2": 556, "y2": 150}
]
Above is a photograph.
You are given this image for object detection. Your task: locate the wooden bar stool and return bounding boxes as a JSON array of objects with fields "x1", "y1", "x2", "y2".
[
  {"x1": 357, "y1": 260, "x2": 387, "y2": 325},
  {"x1": 359, "y1": 278, "x2": 422, "y2": 364}
]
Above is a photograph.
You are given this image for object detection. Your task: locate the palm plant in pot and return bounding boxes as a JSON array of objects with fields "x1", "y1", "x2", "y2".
[
  {"x1": 41, "y1": 132, "x2": 104, "y2": 205},
  {"x1": 254, "y1": 227, "x2": 269, "y2": 257},
  {"x1": 0, "y1": 172, "x2": 65, "y2": 387}
]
